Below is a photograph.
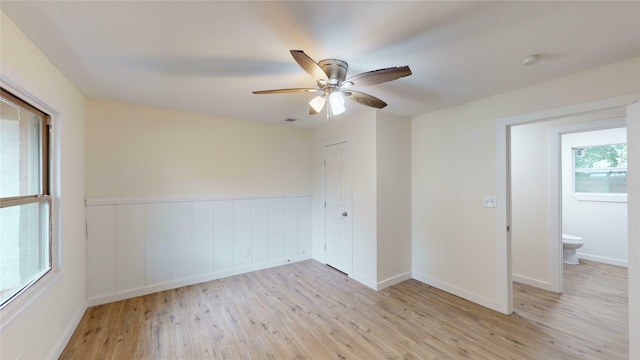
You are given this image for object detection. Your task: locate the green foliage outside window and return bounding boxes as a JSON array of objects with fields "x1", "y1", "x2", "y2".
[
  {"x1": 575, "y1": 143, "x2": 627, "y2": 169},
  {"x1": 574, "y1": 143, "x2": 627, "y2": 194}
]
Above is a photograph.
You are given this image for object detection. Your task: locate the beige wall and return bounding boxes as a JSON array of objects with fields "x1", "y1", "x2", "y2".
[
  {"x1": 1, "y1": 10, "x2": 87, "y2": 360},
  {"x1": 510, "y1": 121, "x2": 555, "y2": 286},
  {"x1": 376, "y1": 113, "x2": 412, "y2": 283},
  {"x1": 412, "y1": 57, "x2": 640, "y2": 309},
  {"x1": 86, "y1": 98, "x2": 312, "y2": 199}
]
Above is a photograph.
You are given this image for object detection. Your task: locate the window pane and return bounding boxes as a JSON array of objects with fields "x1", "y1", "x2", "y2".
[
  {"x1": 0, "y1": 97, "x2": 42, "y2": 197},
  {"x1": 0, "y1": 201, "x2": 50, "y2": 306},
  {"x1": 574, "y1": 144, "x2": 627, "y2": 169},
  {"x1": 575, "y1": 171, "x2": 627, "y2": 193}
]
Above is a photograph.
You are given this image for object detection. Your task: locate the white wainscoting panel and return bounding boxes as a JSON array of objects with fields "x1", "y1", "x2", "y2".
[
  {"x1": 192, "y1": 201, "x2": 214, "y2": 275},
  {"x1": 251, "y1": 199, "x2": 270, "y2": 266},
  {"x1": 117, "y1": 204, "x2": 145, "y2": 293},
  {"x1": 214, "y1": 200, "x2": 234, "y2": 273},
  {"x1": 298, "y1": 197, "x2": 312, "y2": 257},
  {"x1": 234, "y1": 199, "x2": 252, "y2": 269},
  {"x1": 86, "y1": 196, "x2": 312, "y2": 305},
  {"x1": 268, "y1": 198, "x2": 285, "y2": 262},
  {"x1": 284, "y1": 197, "x2": 299, "y2": 259}
]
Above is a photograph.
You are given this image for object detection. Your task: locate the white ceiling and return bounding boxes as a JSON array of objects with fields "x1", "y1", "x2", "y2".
[{"x1": 2, "y1": 1, "x2": 639, "y2": 128}]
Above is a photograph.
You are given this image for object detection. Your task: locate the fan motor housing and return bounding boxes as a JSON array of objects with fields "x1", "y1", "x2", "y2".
[{"x1": 318, "y1": 59, "x2": 348, "y2": 82}]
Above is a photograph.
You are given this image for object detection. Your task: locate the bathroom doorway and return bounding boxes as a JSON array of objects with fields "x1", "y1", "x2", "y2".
[
  {"x1": 560, "y1": 126, "x2": 628, "y2": 270},
  {"x1": 550, "y1": 117, "x2": 628, "y2": 292},
  {"x1": 496, "y1": 94, "x2": 640, "y2": 357},
  {"x1": 509, "y1": 113, "x2": 626, "y2": 293},
  {"x1": 508, "y1": 113, "x2": 630, "y2": 358}
]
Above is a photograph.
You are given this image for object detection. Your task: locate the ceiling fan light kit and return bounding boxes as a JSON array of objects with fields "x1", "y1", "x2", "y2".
[
  {"x1": 309, "y1": 95, "x2": 326, "y2": 114},
  {"x1": 253, "y1": 50, "x2": 412, "y2": 118},
  {"x1": 329, "y1": 92, "x2": 346, "y2": 116}
]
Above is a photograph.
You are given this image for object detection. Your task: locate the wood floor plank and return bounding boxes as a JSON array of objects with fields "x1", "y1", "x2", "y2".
[{"x1": 60, "y1": 259, "x2": 627, "y2": 359}]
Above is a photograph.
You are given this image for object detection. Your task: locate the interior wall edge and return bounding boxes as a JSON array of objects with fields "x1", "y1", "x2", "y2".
[
  {"x1": 412, "y1": 271, "x2": 500, "y2": 312},
  {"x1": 1, "y1": 10, "x2": 87, "y2": 359},
  {"x1": 625, "y1": 102, "x2": 640, "y2": 359},
  {"x1": 576, "y1": 254, "x2": 628, "y2": 267},
  {"x1": 511, "y1": 274, "x2": 554, "y2": 292},
  {"x1": 376, "y1": 271, "x2": 412, "y2": 291},
  {"x1": 349, "y1": 272, "x2": 378, "y2": 291},
  {"x1": 47, "y1": 301, "x2": 87, "y2": 360}
]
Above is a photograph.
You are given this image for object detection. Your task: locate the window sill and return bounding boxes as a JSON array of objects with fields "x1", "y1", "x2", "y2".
[
  {"x1": 573, "y1": 193, "x2": 627, "y2": 203},
  {"x1": 0, "y1": 269, "x2": 62, "y2": 330}
]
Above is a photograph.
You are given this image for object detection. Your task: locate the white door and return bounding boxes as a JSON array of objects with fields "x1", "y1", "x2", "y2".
[{"x1": 324, "y1": 141, "x2": 352, "y2": 274}]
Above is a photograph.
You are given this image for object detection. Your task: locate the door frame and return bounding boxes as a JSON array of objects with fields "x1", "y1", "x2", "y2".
[
  {"x1": 548, "y1": 117, "x2": 627, "y2": 293},
  {"x1": 496, "y1": 92, "x2": 640, "y2": 314},
  {"x1": 496, "y1": 92, "x2": 640, "y2": 358},
  {"x1": 322, "y1": 138, "x2": 352, "y2": 273}
]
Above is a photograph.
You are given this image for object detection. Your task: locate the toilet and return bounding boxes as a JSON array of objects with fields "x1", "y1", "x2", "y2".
[{"x1": 562, "y1": 234, "x2": 584, "y2": 265}]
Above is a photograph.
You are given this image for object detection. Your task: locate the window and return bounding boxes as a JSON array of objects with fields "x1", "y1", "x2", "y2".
[
  {"x1": 572, "y1": 143, "x2": 627, "y2": 202},
  {"x1": 0, "y1": 89, "x2": 52, "y2": 308}
]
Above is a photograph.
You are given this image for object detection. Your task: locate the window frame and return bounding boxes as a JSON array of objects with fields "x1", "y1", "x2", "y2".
[
  {"x1": 571, "y1": 142, "x2": 628, "y2": 203},
  {"x1": 0, "y1": 88, "x2": 53, "y2": 310}
]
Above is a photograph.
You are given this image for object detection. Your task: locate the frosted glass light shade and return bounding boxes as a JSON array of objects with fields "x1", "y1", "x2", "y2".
[
  {"x1": 309, "y1": 95, "x2": 326, "y2": 113},
  {"x1": 329, "y1": 93, "x2": 345, "y2": 115}
]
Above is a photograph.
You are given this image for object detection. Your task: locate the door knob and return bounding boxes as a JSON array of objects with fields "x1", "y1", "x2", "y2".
[{"x1": 341, "y1": 211, "x2": 348, "y2": 217}]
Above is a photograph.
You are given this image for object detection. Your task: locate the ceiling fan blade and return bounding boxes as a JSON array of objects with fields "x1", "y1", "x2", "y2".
[
  {"x1": 345, "y1": 66, "x2": 412, "y2": 87},
  {"x1": 346, "y1": 90, "x2": 388, "y2": 109},
  {"x1": 252, "y1": 88, "x2": 320, "y2": 94},
  {"x1": 290, "y1": 50, "x2": 329, "y2": 82}
]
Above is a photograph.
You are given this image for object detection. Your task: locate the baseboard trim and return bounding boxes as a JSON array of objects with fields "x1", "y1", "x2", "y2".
[
  {"x1": 377, "y1": 272, "x2": 412, "y2": 290},
  {"x1": 512, "y1": 274, "x2": 553, "y2": 291},
  {"x1": 349, "y1": 272, "x2": 378, "y2": 291},
  {"x1": 48, "y1": 300, "x2": 87, "y2": 359},
  {"x1": 412, "y1": 271, "x2": 499, "y2": 312},
  {"x1": 87, "y1": 255, "x2": 312, "y2": 306},
  {"x1": 578, "y1": 253, "x2": 628, "y2": 267}
]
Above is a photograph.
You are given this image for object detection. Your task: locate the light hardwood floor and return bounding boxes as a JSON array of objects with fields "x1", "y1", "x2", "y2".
[
  {"x1": 60, "y1": 259, "x2": 627, "y2": 359},
  {"x1": 513, "y1": 259, "x2": 628, "y2": 359}
]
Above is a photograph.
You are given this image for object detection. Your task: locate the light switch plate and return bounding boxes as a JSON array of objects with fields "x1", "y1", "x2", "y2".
[{"x1": 483, "y1": 196, "x2": 497, "y2": 208}]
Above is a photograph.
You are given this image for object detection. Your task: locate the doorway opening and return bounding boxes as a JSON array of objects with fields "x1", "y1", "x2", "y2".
[
  {"x1": 496, "y1": 92, "x2": 640, "y2": 358},
  {"x1": 510, "y1": 115, "x2": 627, "y2": 293},
  {"x1": 509, "y1": 116, "x2": 629, "y2": 357},
  {"x1": 560, "y1": 126, "x2": 628, "y2": 269}
]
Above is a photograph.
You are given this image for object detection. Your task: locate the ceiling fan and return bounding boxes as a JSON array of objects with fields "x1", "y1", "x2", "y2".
[{"x1": 253, "y1": 50, "x2": 412, "y2": 117}]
